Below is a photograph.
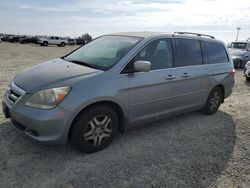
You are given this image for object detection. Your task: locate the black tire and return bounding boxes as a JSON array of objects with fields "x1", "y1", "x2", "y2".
[
  {"x1": 43, "y1": 41, "x2": 48, "y2": 46},
  {"x1": 71, "y1": 106, "x2": 119, "y2": 153},
  {"x1": 238, "y1": 60, "x2": 242, "y2": 68},
  {"x1": 61, "y1": 42, "x2": 65, "y2": 47},
  {"x1": 202, "y1": 87, "x2": 223, "y2": 115},
  {"x1": 234, "y1": 60, "x2": 239, "y2": 69},
  {"x1": 246, "y1": 77, "x2": 250, "y2": 82}
]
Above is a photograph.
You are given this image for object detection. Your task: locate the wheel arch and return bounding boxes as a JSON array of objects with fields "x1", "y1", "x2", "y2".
[
  {"x1": 213, "y1": 84, "x2": 225, "y2": 103},
  {"x1": 68, "y1": 100, "x2": 126, "y2": 142}
]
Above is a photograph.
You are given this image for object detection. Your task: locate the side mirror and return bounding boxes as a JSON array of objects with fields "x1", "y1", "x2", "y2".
[{"x1": 134, "y1": 61, "x2": 151, "y2": 72}]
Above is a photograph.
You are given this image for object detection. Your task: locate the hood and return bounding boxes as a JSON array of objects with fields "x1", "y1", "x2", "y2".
[
  {"x1": 14, "y1": 58, "x2": 101, "y2": 92},
  {"x1": 228, "y1": 49, "x2": 246, "y2": 57}
]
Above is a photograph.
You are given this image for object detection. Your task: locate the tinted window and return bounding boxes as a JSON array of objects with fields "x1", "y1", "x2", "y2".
[
  {"x1": 175, "y1": 39, "x2": 203, "y2": 67},
  {"x1": 205, "y1": 41, "x2": 229, "y2": 64},
  {"x1": 55, "y1": 37, "x2": 59, "y2": 40},
  {"x1": 134, "y1": 38, "x2": 173, "y2": 70}
]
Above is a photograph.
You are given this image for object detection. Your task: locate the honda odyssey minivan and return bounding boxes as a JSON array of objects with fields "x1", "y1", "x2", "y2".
[{"x1": 2, "y1": 32, "x2": 235, "y2": 153}]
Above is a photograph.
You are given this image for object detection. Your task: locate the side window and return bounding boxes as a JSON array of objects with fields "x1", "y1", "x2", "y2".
[
  {"x1": 247, "y1": 44, "x2": 250, "y2": 51},
  {"x1": 50, "y1": 36, "x2": 54, "y2": 40},
  {"x1": 205, "y1": 41, "x2": 229, "y2": 64},
  {"x1": 55, "y1": 37, "x2": 59, "y2": 40},
  {"x1": 134, "y1": 38, "x2": 173, "y2": 70},
  {"x1": 174, "y1": 38, "x2": 203, "y2": 67}
]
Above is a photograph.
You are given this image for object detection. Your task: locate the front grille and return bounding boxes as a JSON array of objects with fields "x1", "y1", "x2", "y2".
[
  {"x1": 5, "y1": 82, "x2": 25, "y2": 104},
  {"x1": 8, "y1": 89, "x2": 20, "y2": 103}
]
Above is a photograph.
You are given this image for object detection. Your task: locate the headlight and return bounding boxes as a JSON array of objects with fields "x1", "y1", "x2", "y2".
[{"x1": 25, "y1": 86, "x2": 71, "y2": 109}]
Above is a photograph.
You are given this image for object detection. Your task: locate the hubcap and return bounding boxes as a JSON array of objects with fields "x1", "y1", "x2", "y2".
[
  {"x1": 209, "y1": 91, "x2": 221, "y2": 111},
  {"x1": 83, "y1": 115, "x2": 112, "y2": 146}
]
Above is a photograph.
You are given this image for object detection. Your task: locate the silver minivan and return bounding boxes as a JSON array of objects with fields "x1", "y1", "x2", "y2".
[{"x1": 2, "y1": 32, "x2": 235, "y2": 153}]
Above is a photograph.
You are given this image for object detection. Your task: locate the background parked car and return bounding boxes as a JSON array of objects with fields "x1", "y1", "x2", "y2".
[
  {"x1": 75, "y1": 37, "x2": 86, "y2": 45},
  {"x1": 8, "y1": 36, "x2": 19, "y2": 43},
  {"x1": 228, "y1": 41, "x2": 250, "y2": 68},
  {"x1": 68, "y1": 38, "x2": 76, "y2": 45},
  {"x1": 0, "y1": 35, "x2": 10, "y2": 42},
  {"x1": 37, "y1": 36, "x2": 68, "y2": 47},
  {"x1": 244, "y1": 61, "x2": 250, "y2": 81},
  {"x1": 20, "y1": 36, "x2": 38, "y2": 44},
  {"x1": 8, "y1": 35, "x2": 26, "y2": 43}
]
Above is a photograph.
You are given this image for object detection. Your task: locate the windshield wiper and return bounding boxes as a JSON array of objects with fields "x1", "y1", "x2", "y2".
[{"x1": 63, "y1": 58, "x2": 102, "y2": 70}]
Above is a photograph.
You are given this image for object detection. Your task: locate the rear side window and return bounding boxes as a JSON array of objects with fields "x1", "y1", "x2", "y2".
[
  {"x1": 205, "y1": 41, "x2": 229, "y2": 64},
  {"x1": 174, "y1": 38, "x2": 203, "y2": 67}
]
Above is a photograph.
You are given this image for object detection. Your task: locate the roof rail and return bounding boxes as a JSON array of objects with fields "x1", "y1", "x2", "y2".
[{"x1": 173, "y1": 32, "x2": 215, "y2": 39}]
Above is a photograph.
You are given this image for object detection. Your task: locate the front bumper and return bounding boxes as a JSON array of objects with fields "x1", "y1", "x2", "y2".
[{"x1": 2, "y1": 82, "x2": 72, "y2": 145}]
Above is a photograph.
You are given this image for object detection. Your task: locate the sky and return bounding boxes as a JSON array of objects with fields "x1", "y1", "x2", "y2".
[{"x1": 0, "y1": 0, "x2": 250, "y2": 43}]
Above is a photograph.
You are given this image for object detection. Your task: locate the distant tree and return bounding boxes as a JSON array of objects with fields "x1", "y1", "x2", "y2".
[{"x1": 82, "y1": 33, "x2": 92, "y2": 43}]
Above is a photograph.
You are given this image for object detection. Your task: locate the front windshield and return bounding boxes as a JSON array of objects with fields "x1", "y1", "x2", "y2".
[
  {"x1": 64, "y1": 35, "x2": 141, "y2": 70},
  {"x1": 230, "y1": 42, "x2": 247, "y2": 50}
]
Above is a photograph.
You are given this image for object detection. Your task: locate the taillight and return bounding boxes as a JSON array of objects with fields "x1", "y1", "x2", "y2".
[{"x1": 231, "y1": 69, "x2": 236, "y2": 78}]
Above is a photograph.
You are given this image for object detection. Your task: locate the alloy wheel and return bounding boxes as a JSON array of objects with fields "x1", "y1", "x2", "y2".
[
  {"x1": 208, "y1": 91, "x2": 221, "y2": 111},
  {"x1": 83, "y1": 115, "x2": 112, "y2": 146}
]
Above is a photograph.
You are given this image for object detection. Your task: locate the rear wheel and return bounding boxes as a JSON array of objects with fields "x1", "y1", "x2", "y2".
[
  {"x1": 202, "y1": 87, "x2": 223, "y2": 115},
  {"x1": 43, "y1": 41, "x2": 48, "y2": 46},
  {"x1": 71, "y1": 106, "x2": 118, "y2": 153},
  {"x1": 246, "y1": 77, "x2": 250, "y2": 82}
]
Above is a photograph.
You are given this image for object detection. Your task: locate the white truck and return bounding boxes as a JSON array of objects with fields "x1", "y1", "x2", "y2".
[{"x1": 37, "y1": 36, "x2": 68, "y2": 47}]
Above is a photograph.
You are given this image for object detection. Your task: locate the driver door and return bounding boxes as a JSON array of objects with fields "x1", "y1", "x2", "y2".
[{"x1": 126, "y1": 38, "x2": 179, "y2": 123}]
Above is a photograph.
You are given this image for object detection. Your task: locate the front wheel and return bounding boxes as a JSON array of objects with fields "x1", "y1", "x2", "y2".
[
  {"x1": 202, "y1": 87, "x2": 223, "y2": 115},
  {"x1": 60, "y1": 42, "x2": 65, "y2": 47},
  {"x1": 246, "y1": 77, "x2": 250, "y2": 82},
  {"x1": 71, "y1": 106, "x2": 118, "y2": 153}
]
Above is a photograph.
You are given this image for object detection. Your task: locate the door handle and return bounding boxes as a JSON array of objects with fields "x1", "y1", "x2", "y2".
[
  {"x1": 182, "y1": 73, "x2": 191, "y2": 78},
  {"x1": 166, "y1": 75, "x2": 176, "y2": 80}
]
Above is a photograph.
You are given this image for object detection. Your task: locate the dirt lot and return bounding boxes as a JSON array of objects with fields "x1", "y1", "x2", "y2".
[{"x1": 0, "y1": 42, "x2": 249, "y2": 188}]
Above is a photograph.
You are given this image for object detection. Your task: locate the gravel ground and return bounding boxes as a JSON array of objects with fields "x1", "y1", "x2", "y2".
[{"x1": 0, "y1": 42, "x2": 249, "y2": 188}]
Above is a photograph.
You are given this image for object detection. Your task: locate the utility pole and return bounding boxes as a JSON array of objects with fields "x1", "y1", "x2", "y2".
[{"x1": 236, "y1": 27, "x2": 241, "y2": 41}]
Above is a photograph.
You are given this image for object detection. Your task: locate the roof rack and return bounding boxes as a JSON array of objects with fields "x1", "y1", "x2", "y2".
[{"x1": 173, "y1": 32, "x2": 215, "y2": 39}]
